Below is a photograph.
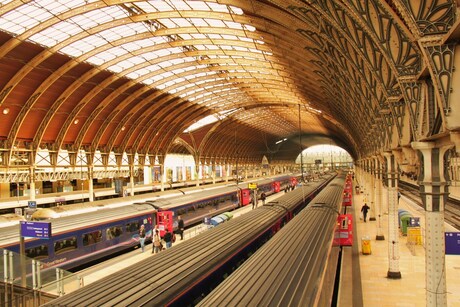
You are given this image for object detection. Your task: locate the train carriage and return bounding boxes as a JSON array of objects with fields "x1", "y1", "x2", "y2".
[
  {"x1": 41, "y1": 174, "x2": 335, "y2": 306},
  {"x1": 0, "y1": 174, "x2": 303, "y2": 277},
  {"x1": 1, "y1": 204, "x2": 156, "y2": 272},
  {"x1": 199, "y1": 176, "x2": 346, "y2": 307}
]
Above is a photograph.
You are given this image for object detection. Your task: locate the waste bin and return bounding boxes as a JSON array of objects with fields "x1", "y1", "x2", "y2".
[
  {"x1": 407, "y1": 227, "x2": 422, "y2": 245},
  {"x1": 398, "y1": 209, "x2": 410, "y2": 228},
  {"x1": 400, "y1": 214, "x2": 412, "y2": 235},
  {"x1": 361, "y1": 236, "x2": 371, "y2": 255}
]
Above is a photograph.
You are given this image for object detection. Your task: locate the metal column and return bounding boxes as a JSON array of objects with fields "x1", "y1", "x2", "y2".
[
  {"x1": 412, "y1": 141, "x2": 450, "y2": 306},
  {"x1": 384, "y1": 152, "x2": 401, "y2": 279}
]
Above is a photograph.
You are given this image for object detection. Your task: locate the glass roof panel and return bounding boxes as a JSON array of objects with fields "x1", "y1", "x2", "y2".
[
  {"x1": 157, "y1": 18, "x2": 176, "y2": 28},
  {"x1": 184, "y1": 114, "x2": 218, "y2": 133},
  {"x1": 207, "y1": 19, "x2": 225, "y2": 27},
  {"x1": 168, "y1": 1, "x2": 191, "y2": 11},
  {"x1": 0, "y1": 0, "x2": 286, "y2": 131},
  {"x1": 146, "y1": 0, "x2": 174, "y2": 11},
  {"x1": 224, "y1": 21, "x2": 243, "y2": 30},
  {"x1": 187, "y1": 1, "x2": 211, "y2": 11},
  {"x1": 172, "y1": 18, "x2": 192, "y2": 27},
  {"x1": 190, "y1": 18, "x2": 208, "y2": 27},
  {"x1": 190, "y1": 33, "x2": 207, "y2": 39}
]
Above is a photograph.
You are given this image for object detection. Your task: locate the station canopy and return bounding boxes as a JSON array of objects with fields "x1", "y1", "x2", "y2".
[{"x1": 0, "y1": 0, "x2": 457, "y2": 168}]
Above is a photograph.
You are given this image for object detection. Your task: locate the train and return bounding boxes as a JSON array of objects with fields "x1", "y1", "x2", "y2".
[
  {"x1": 0, "y1": 177, "x2": 233, "y2": 213},
  {"x1": 199, "y1": 176, "x2": 346, "y2": 306},
  {"x1": 40, "y1": 174, "x2": 335, "y2": 306},
  {"x1": 0, "y1": 173, "x2": 300, "y2": 227},
  {"x1": 0, "y1": 174, "x2": 302, "y2": 273},
  {"x1": 342, "y1": 173, "x2": 354, "y2": 207}
]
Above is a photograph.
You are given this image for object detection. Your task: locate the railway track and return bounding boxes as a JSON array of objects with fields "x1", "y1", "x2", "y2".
[{"x1": 399, "y1": 181, "x2": 460, "y2": 230}]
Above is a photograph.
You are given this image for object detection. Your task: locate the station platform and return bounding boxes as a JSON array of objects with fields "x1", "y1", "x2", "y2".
[
  {"x1": 77, "y1": 196, "x2": 257, "y2": 286},
  {"x1": 70, "y1": 183, "x2": 460, "y2": 306},
  {"x1": 338, "y1": 188, "x2": 460, "y2": 307}
]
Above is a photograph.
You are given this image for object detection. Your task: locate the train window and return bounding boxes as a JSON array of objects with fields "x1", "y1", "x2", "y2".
[
  {"x1": 25, "y1": 244, "x2": 48, "y2": 259},
  {"x1": 126, "y1": 222, "x2": 140, "y2": 233},
  {"x1": 106, "y1": 225, "x2": 123, "y2": 240},
  {"x1": 82, "y1": 230, "x2": 102, "y2": 246},
  {"x1": 54, "y1": 237, "x2": 77, "y2": 255},
  {"x1": 177, "y1": 208, "x2": 186, "y2": 216}
]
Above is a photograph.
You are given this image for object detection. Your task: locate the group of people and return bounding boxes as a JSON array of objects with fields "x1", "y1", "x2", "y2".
[{"x1": 139, "y1": 215, "x2": 185, "y2": 253}]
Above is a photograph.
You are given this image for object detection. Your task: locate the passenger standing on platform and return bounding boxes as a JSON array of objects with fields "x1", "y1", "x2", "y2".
[
  {"x1": 177, "y1": 216, "x2": 185, "y2": 240},
  {"x1": 164, "y1": 227, "x2": 173, "y2": 249},
  {"x1": 261, "y1": 192, "x2": 266, "y2": 205},
  {"x1": 139, "y1": 224, "x2": 146, "y2": 252},
  {"x1": 152, "y1": 229, "x2": 161, "y2": 254},
  {"x1": 361, "y1": 203, "x2": 370, "y2": 222}
]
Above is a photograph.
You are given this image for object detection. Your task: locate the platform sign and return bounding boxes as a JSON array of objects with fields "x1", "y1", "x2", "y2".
[
  {"x1": 409, "y1": 217, "x2": 420, "y2": 227},
  {"x1": 15, "y1": 208, "x2": 22, "y2": 216},
  {"x1": 445, "y1": 232, "x2": 460, "y2": 255},
  {"x1": 248, "y1": 183, "x2": 258, "y2": 190},
  {"x1": 28, "y1": 200, "x2": 37, "y2": 209},
  {"x1": 20, "y1": 221, "x2": 52, "y2": 239}
]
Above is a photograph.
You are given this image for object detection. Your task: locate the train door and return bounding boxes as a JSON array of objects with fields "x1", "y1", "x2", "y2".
[
  {"x1": 342, "y1": 190, "x2": 352, "y2": 206},
  {"x1": 239, "y1": 188, "x2": 251, "y2": 206},
  {"x1": 336, "y1": 214, "x2": 353, "y2": 246},
  {"x1": 272, "y1": 181, "x2": 281, "y2": 193},
  {"x1": 157, "y1": 211, "x2": 174, "y2": 237}
]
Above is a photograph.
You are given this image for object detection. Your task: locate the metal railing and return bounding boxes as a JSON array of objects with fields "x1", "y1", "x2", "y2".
[{"x1": 1, "y1": 248, "x2": 82, "y2": 306}]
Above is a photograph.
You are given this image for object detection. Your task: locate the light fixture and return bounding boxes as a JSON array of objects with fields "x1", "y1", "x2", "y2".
[
  {"x1": 3, "y1": 107, "x2": 9, "y2": 115},
  {"x1": 74, "y1": 119, "x2": 79, "y2": 124},
  {"x1": 121, "y1": 126, "x2": 126, "y2": 131}
]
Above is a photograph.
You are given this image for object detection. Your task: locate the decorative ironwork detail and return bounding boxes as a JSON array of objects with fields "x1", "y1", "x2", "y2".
[
  {"x1": 389, "y1": 98, "x2": 405, "y2": 138},
  {"x1": 399, "y1": 0, "x2": 455, "y2": 35},
  {"x1": 0, "y1": 86, "x2": 12, "y2": 105},
  {"x1": 424, "y1": 43, "x2": 455, "y2": 115},
  {"x1": 400, "y1": 79, "x2": 422, "y2": 140}
]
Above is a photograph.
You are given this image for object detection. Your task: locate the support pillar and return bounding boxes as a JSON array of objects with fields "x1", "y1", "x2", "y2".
[
  {"x1": 129, "y1": 165, "x2": 135, "y2": 196},
  {"x1": 384, "y1": 152, "x2": 401, "y2": 279},
  {"x1": 29, "y1": 166, "x2": 36, "y2": 201},
  {"x1": 362, "y1": 159, "x2": 370, "y2": 205},
  {"x1": 375, "y1": 156, "x2": 385, "y2": 240},
  {"x1": 160, "y1": 164, "x2": 165, "y2": 192},
  {"x1": 195, "y1": 164, "x2": 200, "y2": 187},
  {"x1": 369, "y1": 158, "x2": 376, "y2": 221},
  {"x1": 88, "y1": 165, "x2": 94, "y2": 202},
  {"x1": 212, "y1": 162, "x2": 216, "y2": 184},
  {"x1": 412, "y1": 141, "x2": 450, "y2": 307}
]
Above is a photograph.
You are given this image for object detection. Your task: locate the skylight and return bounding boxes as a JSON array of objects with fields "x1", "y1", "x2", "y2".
[{"x1": 184, "y1": 108, "x2": 241, "y2": 133}]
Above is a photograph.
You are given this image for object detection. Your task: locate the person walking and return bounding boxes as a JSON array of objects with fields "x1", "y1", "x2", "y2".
[
  {"x1": 152, "y1": 229, "x2": 162, "y2": 254},
  {"x1": 139, "y1": 224, "x2": 146, "y2": 252},
  {"x1": 164, "y1": 227, "x2": 173, "y2": 249},
  {"x1": 361, "y1": 203, "x2": 370, "y2": 222},
  {"x1": 177, "y1": 216, "x2": 185, "y2": 240}
]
